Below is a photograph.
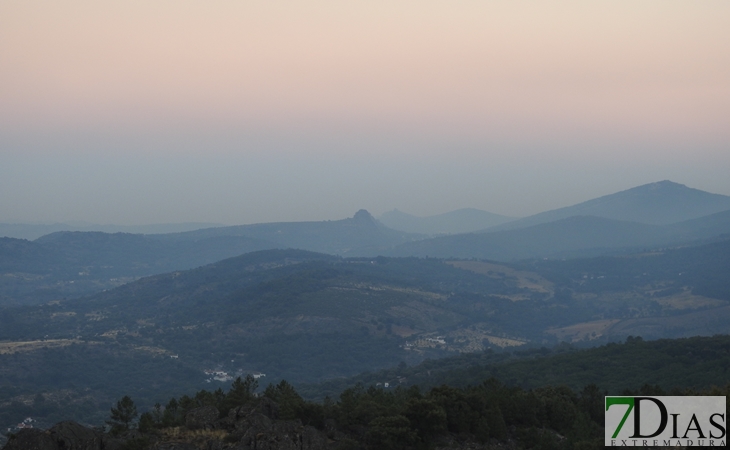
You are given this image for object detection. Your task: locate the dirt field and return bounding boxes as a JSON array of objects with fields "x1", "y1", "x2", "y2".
[
  {"x1": 447, "y1": 261, "x2": 554, "y2": 297},
  {"x1": 650, "y1": 288, "x2": 726, "y2": 310},
  {"x1": 0, "y1": 339, "x2": 81, "y2": 354},
  {"x1": 546, "y1": 319, "x2": 620, "y2": 342}
]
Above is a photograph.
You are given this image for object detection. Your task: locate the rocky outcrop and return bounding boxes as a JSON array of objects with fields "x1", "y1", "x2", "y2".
[
  {"x1": 1, "y1": 422, "x2": 115, "y2": 450},
  {"x1": 154, "y1": 443, "x2": 197, "y2": 450},
  {"x1": 228, "y1": 397, "x2": 279, "y2": 422},
  {"x1": 48, "y1": 421, "x2": 104, "y2": 450},
  {"x1": 2, "y1": 428, "x2": 58, "y2": 450},
  {"x1": 185, "y1": 405, "x2": 220, "y2": 430},
  {"x1": 236, "y1": 419, "x2": 328, "y2": 450}
]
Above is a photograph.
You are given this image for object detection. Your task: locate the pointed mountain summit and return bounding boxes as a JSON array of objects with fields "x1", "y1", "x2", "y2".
[
  {"x1": 379, "y1": 208, "x2": 515, "y2": 235},
  {"x1": 352, "y1": 209, "x2": 377, "y2": 225},
  {"x1": 487, "y1": 180, "x2": 730, "y2": 231}
]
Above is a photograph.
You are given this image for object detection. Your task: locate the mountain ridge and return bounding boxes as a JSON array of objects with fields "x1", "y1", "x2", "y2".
[
  {"x1": 379, "y1": 208, "x2": 515, "y2": 235},
  {"x1": 486, "y1": 180, "x2": 730, "y2": 231},
  {"x1": 387, "y1": 208, "x2": 730, "y2": 261}
]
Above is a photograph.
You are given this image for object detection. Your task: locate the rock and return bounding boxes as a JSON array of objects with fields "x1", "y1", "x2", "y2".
[
  {"x1": 226, "y1": 411, "x2": 273, "y2": 443},
  {"x1": 2, "y1": 428, "x2": 59, "y2": 450},
  {"x1": 47, "y1": 421, "x2": 103, "y2": 450},
  {"x1": 255, "y1": 397, "x2": 280, "y2": 420},
  {"x1": 236, "y1": 419, "x2": 328, "y2": 450},
  {"x1": 99, "y1": 437, "x2": 125, "y2": 450},
  {"x1": 228, "y1": 397, "x2": 279, "y2": 423},
  {"x1": 228, "y1": 405, "x2": 253, "y2": 421},
  {"x1": 154, "y1": 444, "x2": 197, "y2": 450},
  {"x1": 300, "y1": 425, "x2": 329, "y2": 450},
  {"x1": 205, "y1": 441, "x2": 224, "y2": 450},
  {"x1": 185, "y1": 405, "x2": 220, "y2": 430}
]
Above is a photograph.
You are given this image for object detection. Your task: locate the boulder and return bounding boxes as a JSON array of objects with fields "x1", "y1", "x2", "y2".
[
  {"x1": 2, "y1": 428, "x2": 59, "y2": 450},
  {"x1": 255, "y1": 397, "x2": 280, "y2": 420},
  {"x1": 185, "y1": 405, "x2": 220, "y2": 430},
  {"x1": 237, "y1": 419, "x2": 328, "y2": 450},
  {"x1": 154, "y1": 444, "x2": 197, "y2": 450},
  {"x1": 228, "y1": 397, "x2": 279, "y2": 423},
  {"x1": 48, "y1": 421, "x2": 103, "y2": 450}
]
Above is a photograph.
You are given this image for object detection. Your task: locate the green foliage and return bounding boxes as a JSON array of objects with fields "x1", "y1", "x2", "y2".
[
  {"x1": 219, "y1": 375, "x2": 258, "y2": 415},
  {"x1": 2, "y1": 243, "x2": 730, "y2": 430},
  {"x1": 119, "y1": 436, "x2": 151, "y2": 450},
  {"x1": 24, "y1": 368, "x2": 730, "y2": 450},
  {"x1": 264, "y1": 380, "x2": 306, "y2": 421},
  {"x1": 365, "y1": 415, "x2": 417, "y2": 450},
  {"x1": 403, "y1": 398, "x2": 447, "y2": 440},
  {"x1": 161, "y1": 398, "x2": 182, "y2": 428},
  {"x1": 137, "y1": 412, "x2": 155, "y2": 433},
  {"x1": 107, "y1": 396, "x2": 138, "y2": 434}
]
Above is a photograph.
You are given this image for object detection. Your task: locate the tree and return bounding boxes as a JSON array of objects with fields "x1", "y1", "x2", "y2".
[
  {"x1": 107, "y1": 396, "x2": 138, "y2": 434},
  {"x1": 365, "y1": 415, "x2": 417, "y2": 450},
  {"x1": 137, "y1": 412, "x2": 155, "y2": 433},
  {"x1": 162, "y1": 397, "x2": 182, "y2": 427},
  {"x1": 264, "y1": 380, "x2": 304, "y2": 420},
  {"x1": 220, "y1": 375, "x2": 258, "y2": 415}
]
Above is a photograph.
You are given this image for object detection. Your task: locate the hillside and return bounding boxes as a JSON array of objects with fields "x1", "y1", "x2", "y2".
[
  {"x1": 302, "y1": 334, "x2": 730, "y2": 401},
  {"x1": 388, "y1": 216, "x2": 665, "y2": 260},
  {"x1": 0, "y1": 233, "x2": 275, "y2": 306},
  {"x1": 388, "y1": 209, "x2": 730, "y2": 261},
  {"x1": 0, "y1": 222, "x2": 222, "y2": 241},
  {"x1": 488, "y1": 180, "x2": 730, "y2": 231},
  {"x1": 4, "y1": 336, "x2": 729, "y2": 450},
  {"x1": 0, "y1": 211, "x2": 420, "y2": 306},
  {"x1": 1, "y1": 240, "x2": 729, "y2": 429},
  {"x1": 379, "y1": 208, "x2": 515, "y2": 235},
  {"x1": 153, "y1": 209, "x2": 421, "y2": 256},
  {"x1": 5, "y1": 183, "x2": 730, "y2": 309}
]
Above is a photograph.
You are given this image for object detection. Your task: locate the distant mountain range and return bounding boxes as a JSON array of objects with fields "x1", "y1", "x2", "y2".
[
  {"x1": 2, "y1": 180, "x2": 730, "y2": 305},
  {"x1": 0, "y1": 211, "x2": 420, "y2": 305},
  {"x1": 385, "y1": 181, "x2": 730, "y2": 260},
  {"x1": 0, "y1": 222, "x2": 223, "y2": 241},
  {"x1": 485, "y1": 180, "x2": 730, "y2": 231},
  {"x1": 378, "y1": 208, "x2": 515, "y2": 235},
  {"x1": 387, "y1": 209, "x2": 730, "y2": 260},
  {"x1": 155, "y1": 209, "x2": 421, "y2": 256}
]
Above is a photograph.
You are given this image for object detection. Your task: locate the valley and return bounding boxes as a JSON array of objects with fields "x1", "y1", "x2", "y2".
[{"x1": 1, "y1": 181, "x2": 730, "y2": 446}]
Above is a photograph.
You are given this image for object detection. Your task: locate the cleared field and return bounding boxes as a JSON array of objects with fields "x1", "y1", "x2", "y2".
[
  {"x1": 447, "y1": 261, "x2": 554, "y2": 297},
  {"x1": 546, "y1": 319, "x2": 620, "y2": 343},
  {"x1": 134, "y1": 345, "x2": 170, "y2": 356},
  {"x1": 407, "y1": 327, "x2": 526, "y2": 353},
  {"x1": 0, "y1": 339, "x2": 81, "y2": 354},
  {"x1": 650, "y1": 288, "x2": 726, "y2": 310}
]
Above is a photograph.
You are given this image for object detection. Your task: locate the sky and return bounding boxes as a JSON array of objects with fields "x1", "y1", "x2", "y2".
[{"x1": 2, "y1": 1, "x2": 729, "y2": 225}]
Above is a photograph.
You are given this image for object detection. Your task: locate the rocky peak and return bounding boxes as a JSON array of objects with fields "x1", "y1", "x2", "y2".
[{"x1": 352, "y1": 209, "x2": 375, "y2": 224}]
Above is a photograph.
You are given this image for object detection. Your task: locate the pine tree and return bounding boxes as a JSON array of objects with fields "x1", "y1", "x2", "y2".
[
  {"x1": 107, "y1": 395, "x2": 138, "y2": 434},
  {"x1": 220, "y1": 375, "x2": 258, "y2": 414}
]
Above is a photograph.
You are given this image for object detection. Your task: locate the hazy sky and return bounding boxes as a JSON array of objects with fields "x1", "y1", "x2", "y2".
[{"x1": 2, "y1": 1, "x2": 729, "y2": 225}]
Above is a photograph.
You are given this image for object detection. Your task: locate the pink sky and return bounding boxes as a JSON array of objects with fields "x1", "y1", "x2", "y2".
[{"x1": 1, "y1": 1, "x2": 729, "y2": 223}]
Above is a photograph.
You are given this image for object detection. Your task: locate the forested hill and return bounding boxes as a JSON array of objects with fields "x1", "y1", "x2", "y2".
[
  {"x1": 4, "y1": 335, "x2": 729, "y2": 450},
  {"x1": 1, "y1": 240, "x2": 730, "y2": 433},
  {"x1": 0, "y1": 210, "x2": 420, "y2": 306},
  {"x1": 302, "y1": 334, "x2": 730, "y2": 401},
  {"x1": 387, "y1": 209, "x2": 730, "y2": 261}
]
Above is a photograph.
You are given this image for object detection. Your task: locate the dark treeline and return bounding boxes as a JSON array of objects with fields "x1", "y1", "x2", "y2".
[
  {"x1": 301, "y1": 335, "x2": 730, "y2": 401},
  {"x1": 101, "y1": 374, "x2": 728, "y2": 450}
]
